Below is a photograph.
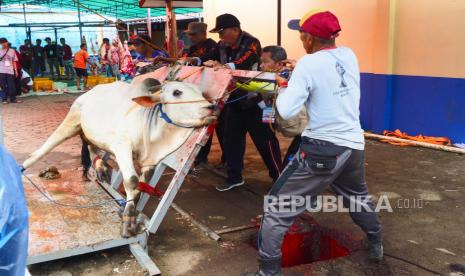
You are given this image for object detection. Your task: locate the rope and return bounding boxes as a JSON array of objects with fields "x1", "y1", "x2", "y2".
[
  {"x1": 160, "y1": 70, "x2": 268, "y2": 105},
  {"x1": 384, "y1": 253, "x2": 444, "y2": 276},
  {"x1": 175, "y1": 66, "x2": 205, "y2": 81},
  {"x1": 381, "y1": 129, "x2": 451, "y2": 146}
]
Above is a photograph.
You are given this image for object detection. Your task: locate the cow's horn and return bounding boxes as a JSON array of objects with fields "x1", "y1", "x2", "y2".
[{"x1": 148, "y1": 85, "x2": 162, "y2": 93}]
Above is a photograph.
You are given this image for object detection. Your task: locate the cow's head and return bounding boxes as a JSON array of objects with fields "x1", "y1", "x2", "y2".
[{"x1": 133, "y1": 80, "x2": 216, "y2": 128}]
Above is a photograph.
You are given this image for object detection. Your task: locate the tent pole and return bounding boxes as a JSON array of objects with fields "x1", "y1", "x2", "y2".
[
  {"x1": 277, "y1": 0, "x2": 281, "y2": 46},
  {"x1": 22, "y1": 4, "x2": 29, "y2": 40},
  {"x1": 147, "y1": 9, "x2": 152, "y2": 37},
  {"x1": 165, "y1": 0, "x2": 178, "y2": 58},
  {"x1": 77, "y1": 0, "x2": 83, "y2": 43},
  {"x1": 127, "y1": 22, "x2": 130, "y2": 40}
]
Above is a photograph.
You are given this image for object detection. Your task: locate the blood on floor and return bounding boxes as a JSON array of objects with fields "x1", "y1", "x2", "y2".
[{"x1": 250, "y1": 214, "x2": 357, "y2": 267}]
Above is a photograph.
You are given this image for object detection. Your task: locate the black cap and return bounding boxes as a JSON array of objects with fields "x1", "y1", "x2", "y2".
[
  {"x1": 209, "y1": 13, "x2": 241, "y2": 33},
  {"x1": 0, "y1": 38, "x2": 7, "y2": 43}
]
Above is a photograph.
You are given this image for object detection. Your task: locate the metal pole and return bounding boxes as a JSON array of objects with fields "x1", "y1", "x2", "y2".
[
  {"x1": 127, "y1": 22, "x2": 130, "y2": 40},
  {"x1": 147, "y1": 8, "x2": 152, "y2": 38},
  {"x1": 165, "y1": 0, "x2": 178, "y2": 58},
  {"x1": 277, "y1": 0, "x2": 281, "y2": 46},
  {"x1": 77, "y1": 0, "x2": 83, "y2": 43},
  {"x1": 22, "y1": 4, "x2": 28, "y2": 39},
  {"x1": 54, "y1": 28, "x2": 58, "y2": 44}
]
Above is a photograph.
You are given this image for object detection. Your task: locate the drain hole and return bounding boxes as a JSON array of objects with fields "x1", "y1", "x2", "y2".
[{"x1": 250, "y1": 214, "x2": 355, "y2": 267}]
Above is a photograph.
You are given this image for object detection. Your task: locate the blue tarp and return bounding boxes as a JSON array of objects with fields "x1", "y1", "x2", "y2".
[{"x1": 0, "y1": 145, "x2": 29, "y2": 276}]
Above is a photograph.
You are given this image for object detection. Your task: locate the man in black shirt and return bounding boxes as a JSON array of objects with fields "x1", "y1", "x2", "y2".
[
  {"x1": 19, "y1": 39, "x2": 33, "y2": 77},
  {"x1": 32, "y1": 39, "x2": 46, "y2": 77},
  {"x1": 179, "y1": 22, "x2": 225, "y2": 166},
  {"x1": 44, "y1": 37, "x2": 60, "y2": 80},
  {"x1": 202, "y1": 14, "x2": 282, "y2": 191},
  {"x1": 183, "y1": 22, "x2": 217, "y2": 64}
]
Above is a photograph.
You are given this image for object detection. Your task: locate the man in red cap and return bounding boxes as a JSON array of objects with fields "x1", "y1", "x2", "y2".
[{"x1": 244, "y1": 10, "x2": 382, "y2": 276}]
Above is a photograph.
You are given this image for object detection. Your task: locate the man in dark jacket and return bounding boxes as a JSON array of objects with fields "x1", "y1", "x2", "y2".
[
  {"x1": 19, "y1": 39, "x2": 33, "y2": 78},
  {"x1": 32, "y1": 39, "x2": 45, "y2": 77},
  {"x1": 60, "y1": 38, "x2": 74, "y2": 80},
  {"x1": 44, "y1": 37, "x2": 60, "y2": 80},
  {"x1": 182, "y1": 22, "x2": 224, "y2": 167},
  {"x1": 202, "y1": 14, "x2": 282, "y2": 191}
]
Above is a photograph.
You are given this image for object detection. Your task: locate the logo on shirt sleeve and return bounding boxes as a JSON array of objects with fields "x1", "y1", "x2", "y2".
[{"x1": 335, "y1": 62, "x2": 348, "y2": 88}]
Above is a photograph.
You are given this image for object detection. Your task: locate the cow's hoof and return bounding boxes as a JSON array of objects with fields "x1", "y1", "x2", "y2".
[
  {"x1": 103, "y1": 169, "x2": 112, "y2": 184},
  {"x1": 96, "y1": 169, "x2": 111, "y2": 184},
  {"x1": 87, "y1": 167, "x2": 98, "y2": 182},
  {"x1": 128, "y1": 216, "x2": 139, "y2": 235}
]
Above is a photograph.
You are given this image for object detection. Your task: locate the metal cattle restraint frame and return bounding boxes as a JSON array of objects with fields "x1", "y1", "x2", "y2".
[{"x1": 24, "y1": 65, "x2": 276, "y2": 275}]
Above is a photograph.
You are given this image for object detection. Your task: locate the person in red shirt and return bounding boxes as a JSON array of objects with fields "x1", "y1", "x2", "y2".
[
  {"x1": 60, "y1": 38, "x2": 74, "y2": 80},
  {"x1": 9, "y1": 43, "x2": 23, "y2": 97}
]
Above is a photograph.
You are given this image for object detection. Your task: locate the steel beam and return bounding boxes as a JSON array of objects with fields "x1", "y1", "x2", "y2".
[{"x1": 77, "y1": 0, "x2": 82, "y2": 43}]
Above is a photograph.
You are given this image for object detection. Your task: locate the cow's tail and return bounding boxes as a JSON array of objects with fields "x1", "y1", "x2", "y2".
[{"x1": 23, "y1": 105, "x2": 82, "y2": 169}]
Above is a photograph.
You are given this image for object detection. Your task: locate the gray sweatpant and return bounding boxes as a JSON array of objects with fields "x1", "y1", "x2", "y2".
[{"x1": 258, "y1": 138, "x2": 381, "y2": 259}]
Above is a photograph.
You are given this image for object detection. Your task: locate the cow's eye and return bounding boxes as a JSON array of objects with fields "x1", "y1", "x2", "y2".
[{"x1": 173, "y1": 90, "x2": 183, "y2": 97}]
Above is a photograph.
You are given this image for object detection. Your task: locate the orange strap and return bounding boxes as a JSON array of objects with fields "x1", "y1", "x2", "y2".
[{"x1": 381, "y1": 129, "x2": 451, "y2": 146}]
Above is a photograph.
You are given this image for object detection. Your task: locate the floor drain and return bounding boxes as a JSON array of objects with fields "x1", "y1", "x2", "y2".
[{"x1": 250, "y1": 214, "x2": 354, "y2": 267}]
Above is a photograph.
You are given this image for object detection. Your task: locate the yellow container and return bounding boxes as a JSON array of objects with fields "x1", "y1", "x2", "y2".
[
  {"x1": 87, "y1": 75, "x2": 99, "y2": 80},
  {"x1": 99, "y1": 77, "x2": 115, "y2": 84},
  {"x1": 33, "y1": 80, "x2": 54, "y2": 92},
  {"x1": 33, "y1": 77, "x2": 50, "y2": 82},
  {"x1": 86, "y1": 78, "x2": 99, "y2": 87},
  {"x1": 85, "y1": 76, "x2": 99, "y2": 87}
]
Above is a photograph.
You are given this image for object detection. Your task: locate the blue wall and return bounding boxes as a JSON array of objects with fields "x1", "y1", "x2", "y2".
[{"x1": 360, "y1": 73, "x2": 465, "y2": 143}]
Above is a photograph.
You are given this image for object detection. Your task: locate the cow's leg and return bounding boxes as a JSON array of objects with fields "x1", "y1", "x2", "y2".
[
  {"x1": 141, "y1": 166, "x2": 155, "y2": 183},
  {"x1": 112, "y1": 144, "x2": 140, "y2": 238},
  {"x1": 86, "y1": 147, "x2": 111, "y2": 183},
  {"x1": 23, "y1": 107, "x2": 81, "y2": 169},
  {"x1": 87, "y1": 147, "x2": 112, "y2": 184}
]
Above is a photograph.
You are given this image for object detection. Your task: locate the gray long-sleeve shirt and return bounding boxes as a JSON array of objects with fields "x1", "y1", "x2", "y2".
[{"x1": 276, "y1": 47, "x2": 365, "y2": 150}]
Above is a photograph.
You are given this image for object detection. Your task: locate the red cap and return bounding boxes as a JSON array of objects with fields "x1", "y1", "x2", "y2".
[{"x1": 288, "y1": 10, "x2": 341, "y2": 40}]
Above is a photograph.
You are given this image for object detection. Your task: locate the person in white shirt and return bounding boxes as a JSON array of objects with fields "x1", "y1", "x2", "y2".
[
  {"x1": 0, "y1": 38, "x2": 20, "y2": 104},
  {"x1": 244, "y1": 10, "x2": 382, "y2": 276}
]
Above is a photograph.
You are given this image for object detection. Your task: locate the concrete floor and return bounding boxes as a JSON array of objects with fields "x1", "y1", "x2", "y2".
[{"x1": 2, "y1": 94, "x2": 464, "y2": 276}]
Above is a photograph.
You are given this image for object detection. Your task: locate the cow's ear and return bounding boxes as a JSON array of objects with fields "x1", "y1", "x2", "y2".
[{"x1": 132, "y1": 92, "x2": 161, "y2": 107}]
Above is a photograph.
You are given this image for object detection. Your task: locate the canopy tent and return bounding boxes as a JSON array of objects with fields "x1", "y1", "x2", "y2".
[
  {"x1": 0, "y1": 1, "x2": 203, "y2": 52},
  {"x1": 0, "y1": 5, "x2": 120, "y2": 51},
  {"x1": 0, "y1": 0, "x2": 202, "y2": 20}
]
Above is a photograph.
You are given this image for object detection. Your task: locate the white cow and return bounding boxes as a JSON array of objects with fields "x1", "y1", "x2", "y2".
[{"x1": 23, "y1": 78, "x2": 216, "y2": 237}]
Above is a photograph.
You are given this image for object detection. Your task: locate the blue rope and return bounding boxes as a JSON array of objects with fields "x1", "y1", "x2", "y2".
[{"x1": 157, "y1": 104, "x2": 194, "y2": 128}]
